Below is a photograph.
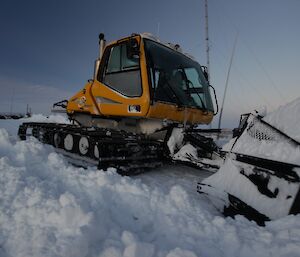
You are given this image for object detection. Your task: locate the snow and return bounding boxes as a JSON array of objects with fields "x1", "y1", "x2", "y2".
[
  {"x1": 263, "y1": 97, "x2": 300, "y2": 142},
  {"x1": 206, "y1": 98, "x2": 300, "y2": 221},
  {"x1": 0, "y1": 113, "x2": 70, "y2": 137},
  {"x1": 167, "y1": 128, "x2": 184, "y2": 156},
  {"x1": 173, "y1": 143, "x2": 198, "y2": 162},
  {"x1": 141, "y1": 33, "x2": 161, "y2": 43},
  {"x1": 1, "y1": 115, "x2": 300, "y2": 256},
  {"x1": 140, "y1": 33, "x2": 196, "y2": 61},
  {"x1": 222, "y1": 98, "x2": 300, "y2": 166},
  {"x1": 203, "y1": 158, "x2": 300, "y2": 219},
  {"x1": 167, "y1": 129, "x2": 202, "y2": 166}
]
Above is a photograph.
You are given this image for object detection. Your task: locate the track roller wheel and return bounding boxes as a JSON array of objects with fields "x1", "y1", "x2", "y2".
[
  {"x1": 54, "y1": 133, "x2": 61, "y2": 148},
  {"x1": 94, "y1": 144, "x2": 99, "y2": 159},
  {"x1": 64, "y1": 134, "x2": 74, "y2": 151},
  {"x1": 79, "y1": 136, "x2": 89, "y2": 155}
]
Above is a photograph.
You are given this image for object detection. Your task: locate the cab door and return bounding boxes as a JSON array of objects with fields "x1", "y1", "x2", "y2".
[{"x1": 90, "y1": 36, "x2": 150, "y2": 117}]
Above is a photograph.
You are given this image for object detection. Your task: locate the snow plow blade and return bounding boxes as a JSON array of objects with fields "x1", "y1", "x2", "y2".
[
  {"x1": 198, "y1": 112, "x2": 300, "y2": 225},
  {"x1": 197, "y1": 156, "x2": 300, "y2": 225},
  {"x1": 197, "y1": 183, "x2": 271, "y2": 226}
]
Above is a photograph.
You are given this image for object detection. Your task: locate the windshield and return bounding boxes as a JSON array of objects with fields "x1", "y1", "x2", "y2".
[{"x1": 144, "y1": 39, "x2": 214, "y2": 112}]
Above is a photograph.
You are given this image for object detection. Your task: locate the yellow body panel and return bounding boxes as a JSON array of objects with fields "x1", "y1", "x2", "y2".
[
  {"x1": 67, "y1": 82, "x2": 98, "y2": 115},
  {"x1": 146, "y1": 102, "x2": 213, "y2": 124},
  {"x1": 66, "y1": 34, "x2": 214, "y2": 126}
]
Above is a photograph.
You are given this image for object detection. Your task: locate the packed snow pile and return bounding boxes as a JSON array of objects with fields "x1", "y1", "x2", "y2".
[
  {"x1": 0, "y1": 112, "x2": 300, "y2": 256},
  {"x1": 264, "y1": 97, "x2": 300, "y2": 142}
]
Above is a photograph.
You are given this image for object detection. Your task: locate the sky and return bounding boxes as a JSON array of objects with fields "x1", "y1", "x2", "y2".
[{"x1": 0, "y1": 0, "x2": 299, "y2": 128}]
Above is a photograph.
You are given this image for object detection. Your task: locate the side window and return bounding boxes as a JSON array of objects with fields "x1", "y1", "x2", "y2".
[
  {"x1": 184, "y1": 68, "x2": 203, "y2": 88},
  {"x1": 102, "y1": 41, "x2": 142, "y2": 97},
  {"x1": 106, "y1": 46, "x2": 121, "y2": 73},
  {"x1": 107, "y1": 44, "x2": 139, "y2": 72},
  {"x1": 184, "y1": 68, "x2": 206, "y2": 108}
]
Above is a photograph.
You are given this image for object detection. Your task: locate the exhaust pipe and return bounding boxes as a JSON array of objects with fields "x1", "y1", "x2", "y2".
[{"x1": 93, "y1": 33, "x2": 106, "y2": 81}]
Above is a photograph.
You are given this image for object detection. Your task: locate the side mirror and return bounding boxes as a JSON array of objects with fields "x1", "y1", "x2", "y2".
[
  {"x1": 127, "y1": 38, "x2": 140, "y2": 59},
  {"x1": 209, "y1": 84, "x2": 219, "y2": 116}
]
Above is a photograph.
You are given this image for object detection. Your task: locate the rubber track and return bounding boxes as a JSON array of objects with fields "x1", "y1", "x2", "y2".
[{"x1": 18, "y1": 122, "x2": 165, "y2": 175}]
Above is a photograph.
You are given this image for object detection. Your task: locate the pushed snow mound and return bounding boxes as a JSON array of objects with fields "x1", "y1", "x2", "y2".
[
  {"x1": 263, "y1": 97, "x2": 300, "y2": 142},
  {"x1": 1, "y1": 128, "x2": 300, "y2": 256}
]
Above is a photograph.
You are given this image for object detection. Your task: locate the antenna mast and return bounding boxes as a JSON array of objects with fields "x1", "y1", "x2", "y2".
[
  {"x1": 218, "y1": 34, "x2": 238, "y2": 129},
  {"x1": 205, "y1": 0, "x2": 210, "y2": 81}
]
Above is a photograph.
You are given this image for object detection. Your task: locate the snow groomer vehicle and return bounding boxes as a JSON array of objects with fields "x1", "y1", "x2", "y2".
[{"x1": 18, "y1": 33, "x2": 300, "y2": 225}]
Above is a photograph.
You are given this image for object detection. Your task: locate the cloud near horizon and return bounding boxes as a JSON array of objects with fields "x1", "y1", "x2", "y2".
[{"x1": 0, "y1": 76, "x2": 72, "y2": 115}]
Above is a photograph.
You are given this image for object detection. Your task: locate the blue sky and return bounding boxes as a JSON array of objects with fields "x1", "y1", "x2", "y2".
[{"x1": 0, "y1": 0, "x2": 299, "y2": 128}]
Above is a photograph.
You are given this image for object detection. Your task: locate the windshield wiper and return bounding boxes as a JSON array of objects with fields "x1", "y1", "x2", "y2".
[
  {"x1": 189, "y1": 82, "x2": 207, "y2": 110},
  {"x1": 181, "y1": 68, "x2": 207, "y2": 111},
  {"x1": 164, "y1": 79, "x2": 185, "y2": 107}
]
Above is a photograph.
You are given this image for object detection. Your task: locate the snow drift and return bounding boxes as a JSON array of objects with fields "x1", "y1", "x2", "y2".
[{"x1": 0, "y1": 114, "x2": 299, "y2": 256}]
